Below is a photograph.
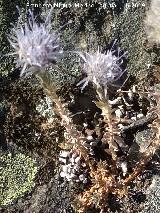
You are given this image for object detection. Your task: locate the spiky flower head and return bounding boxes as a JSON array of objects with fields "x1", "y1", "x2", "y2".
[
  {"x1": 8, "y1": 7, "x2": 63, "y2": 77},
  {"x1": 77, "y1": 44, "x2": 127, "y2": 92}
]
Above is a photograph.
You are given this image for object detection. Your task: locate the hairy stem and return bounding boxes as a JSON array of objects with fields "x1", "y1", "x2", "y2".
[
  {"x1": 36, "y1": 71, "x2": 94, "y2": 169},
  {"x1": 95, "y1": 86, "x2": 118, "y2": 160}
]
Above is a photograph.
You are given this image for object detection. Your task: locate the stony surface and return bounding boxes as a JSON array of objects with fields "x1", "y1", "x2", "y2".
[
  {"x1": 142, "y1": 175, "x2": 160, "y2": 213},
  {"x1": 0, "y1": 0, "x2": 160, "y2": 213},
  {"x1": 0, "y1": 152, "x2": 37, "y2": 206}
]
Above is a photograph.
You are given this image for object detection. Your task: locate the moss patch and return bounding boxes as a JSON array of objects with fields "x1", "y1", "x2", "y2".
[{"x1": 0, "y1": 152, "x2": 37, "y2": 206}]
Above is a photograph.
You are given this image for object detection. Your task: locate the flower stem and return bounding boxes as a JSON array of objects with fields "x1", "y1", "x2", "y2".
[{"x1": 36, "y1": 71, "x2": 94, "y2": 169}]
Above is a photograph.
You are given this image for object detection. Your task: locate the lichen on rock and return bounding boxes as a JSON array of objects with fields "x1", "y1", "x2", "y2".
[{"x1": 0, "y1": 152, "x2": 37, "y2": 206}]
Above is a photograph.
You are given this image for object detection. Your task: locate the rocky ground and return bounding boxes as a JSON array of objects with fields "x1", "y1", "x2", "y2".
[{"x1": 0, "y1": 0, "x2": 160, "y2": 212}]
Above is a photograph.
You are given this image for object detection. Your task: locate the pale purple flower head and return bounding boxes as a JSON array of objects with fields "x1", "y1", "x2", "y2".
[
  {"x1": 8, "y1": 7, "x2": 63, "y2": 77},
  {"x1": 77, "y1": 43, "x2": 128, "y2": 92}
]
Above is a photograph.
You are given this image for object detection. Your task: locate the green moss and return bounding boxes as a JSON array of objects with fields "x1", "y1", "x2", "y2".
[
  {"x1": 0, "y1": 153, "x2": 37, "y2": 206},
  {"x1": 109, "y1": 1, "x2": 151, "y2": 80}
]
